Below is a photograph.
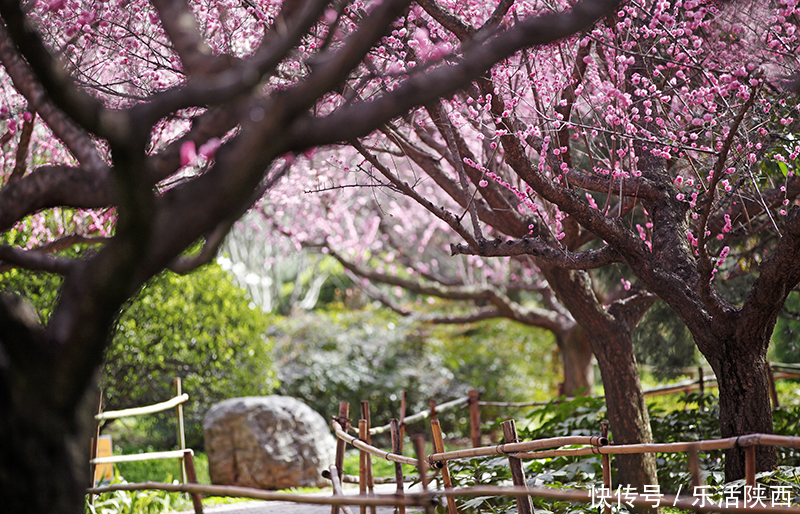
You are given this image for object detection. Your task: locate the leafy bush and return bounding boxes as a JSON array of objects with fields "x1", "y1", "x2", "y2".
[
  {"x1": 0, "y1": 261, "x2": 277, "y2": 451},
  {"x1": 102, "y1": 263, "x2": 277, "y2": 449},
  {"x1": 446, "y1": 394, "x2": 800, "y2": 513},
  {"x1": 270, "y1": 307, "x2": 465, "y2": 432},
  {"x1": 86, "y1": 476, "x2": 191, "y2": 514}
]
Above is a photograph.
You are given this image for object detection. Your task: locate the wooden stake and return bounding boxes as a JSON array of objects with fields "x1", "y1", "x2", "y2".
[
  {"x1": 413, "y1": 434, "x2": 434, "y2": 514},
  {"x1": 600, "y1": 421, "x2": 611, "y2": 514},
  {"x1": 330, "y1": 465, "x2": 355, "y2": 514},
  {"x1": 359, "y1": 420, "x2": 368, "y2": 514},
  {"x1": 431, "y1": 419, "x2": 457, "y2": 514},
  {"x1": 399, "y1": 391, "x2": 407, "y2": 453},
  {"x1": 175, "y1": 378, "x2": 188, "y2": 485},
  {"x1": 361, "y1": 402, "x2": 376, "y2": 514},
  {"x1": 89, "y1": 392, "x2": 103, "y2": 506},
  {"x1": 332, "y1": 402, "x2": 350, "y2": 514},
  {"x1": 687, "y1": 446, "x2": 701, "y2": 490},
  {"x1": 745, "y1": 445, "x2": 756, "y2": 488},
  {"x1": 501, "y1": 420, "x2": 534, "y2": 514},
  {"x1": 768, "y1": 366, "x2": 780, "y2": 408},
  {"x1": 184, "y1": 450, "x2": 204, "y2": 514},
  {"x1": 468, "y1": 390, "x2": 481, "y2": 448},
  {"x1": 390, "y1": 419, "x2": 406, "y2": 514}
]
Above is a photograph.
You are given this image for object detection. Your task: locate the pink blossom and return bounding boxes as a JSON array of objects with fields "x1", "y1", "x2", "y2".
[{"x1": 180, "y1": 141, "x2": 197, "y2": 166}]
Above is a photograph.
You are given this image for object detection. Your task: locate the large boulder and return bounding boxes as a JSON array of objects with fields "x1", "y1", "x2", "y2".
[{"x1": 203, "y1": 396, "x2": 335, "y2": 489}]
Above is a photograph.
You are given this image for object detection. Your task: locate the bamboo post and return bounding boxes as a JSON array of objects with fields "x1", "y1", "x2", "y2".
[
  {"x1": 500, "y1": 420, "x2": 534, "y2": 514},
  {"x1": 745, "y1": 445, "x2": 756, "y2": 487},
  {"x1": 329, "y1": 465, "x2": 356, "y2": 514},
  {"x1": 332, "y1": 402, "x2": 350, "y2": 514},
  {"x1": 687, "y1": 446, "x2": 701, "y2": 490},
  {"x1": 360, "y1": 401, "x2": 375, "y2": 514},
  {"x1": 413, "y1": 434, "x2": 434, "y2": 514},
  {"x1": 184, "y1": 450, "x2": 204, "y2": 514},
  {"x1": 600, "y1": 421, "x2": 611, "y2": 514},
  {"x1": 468, "y1": 390, "x2": 481, "y2": 448},
  {"x1": 430, "y1": 419, "x2": 457, "y2": 514},
  {"x1": 768, "y1": 366, "x2": 780, "y2": 408},
  {"x1": 698, "y1": 367, "x2": 705, "y2": 411},
  {"x1": 399, "y1": 391, "x2": 407, "y2": 452},
  {"x1": 390, "y1": 419, "x2": 406, "y2": 514},
  {"x1": 359, "y1": 420, "x2": 368, "y2": 514},
  {"x1": 175, "y1": 378, "x2": 188, "y2": 484},
  {"x1": 88, "y1": 392, "x2": 103, "y2": 505}
]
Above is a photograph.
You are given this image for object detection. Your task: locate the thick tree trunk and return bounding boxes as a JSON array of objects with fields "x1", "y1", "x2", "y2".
[
  {"x1": 591, "y1": 327, "x2": 659, "y2": 499},
  {"x1": 542, "y1": 268, "x2": 658, "y2": 512},
  {"x1": 705, "y1": 340, "x2": 776, "y2": 481},
  {"x1": 557, "y1": 326, "x2": 594, "y2": 397},
  {"x1": 0, "y1": 355, "x2": 97, "y2": 514}
]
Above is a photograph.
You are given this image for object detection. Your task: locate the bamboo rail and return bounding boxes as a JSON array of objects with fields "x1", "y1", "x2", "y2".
[
  {"x1": 94, "y1": 394, "x2": 189, "y2": 421},
  {"x1": 332, "y1": 420, "x2": 418, "y2": 466},
  {"x1": 91, "y1": 449, "x2": 191, "y2": 465},
  {"x1": 87, "y1": 482, "x2": 432, "y2": 507},
  {"x1": 85, "y1": 483, "x2": 800, "y2": 514},
  {"x1": 427, "y1": 435, "x2": 608, "y2": 463},
  {"x1": 369, "y1": 396, "x2": 468, "y2": 435},
  {"x1": 510, "y1": 434, "x2": 800, "y2": 459}
]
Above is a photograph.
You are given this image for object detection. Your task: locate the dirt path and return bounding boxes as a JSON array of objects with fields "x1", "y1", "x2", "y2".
[{"x1": 184, "y1": 483, "x2": 425, "y2": 514}]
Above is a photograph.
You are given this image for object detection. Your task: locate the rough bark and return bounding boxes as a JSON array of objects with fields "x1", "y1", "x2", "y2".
[
  {"x1": 542, "y1": 268, "x2": 658, "y2": 512},
  {"x1": 556, "y1": 326, "x2": 594, "y2": 396}
]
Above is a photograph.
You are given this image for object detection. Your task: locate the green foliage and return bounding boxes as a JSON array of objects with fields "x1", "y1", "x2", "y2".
[
  {"x1": 1, "y1": 256, "x2": 276, "y2": 451},
  {"x1": 448, "y1": 394, "x2": 800, "y2": 513},
  {"x1": 104, "y1": 263, "x2": 277, "y2": 449},
  {"x1": 270, "y1": 306, "x2": 465, "y2": 429},
  {"x1": 111, "y1": 451, "x2": 210, "y2": 485},
  {"x1": 86, "y1": 476, "x2": 191, "y2": 514},
  {"x1": 270, "y1": 306, "x2": 558, "y2": 440},
  {"x1": 773, "y1": 291, "x2": 800, "y2": 363},
  {"x1": 633, "y1": 301, "x2": 697, "y2": 380},
  {"x1": 648, "y1": 392, "x2": 723, "y2": 493},
  {"x1": 430, "y1": 318, "x2": 558, "y2": 406}
]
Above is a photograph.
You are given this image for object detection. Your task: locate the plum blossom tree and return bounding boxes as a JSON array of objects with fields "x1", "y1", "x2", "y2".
[
  {"x1": 0, "y1": 0, "x2": 621, "y2": 511},
  {"x1": 273, "y1": 0, "x2": 800, "y2": 485}
]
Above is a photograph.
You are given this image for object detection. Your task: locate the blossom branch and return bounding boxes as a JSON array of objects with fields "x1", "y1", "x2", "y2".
[
  {"x1": 150, "y1": 0, "x2": 230, "y2": 77},
  {"x1": 353, "y1": 140, "x2": 480, "y2": 248},
  {"x1": 0, "y1": 22, "x2": 107, "y2": 173},
  {"x1": 286, "y1": 0, "x2": 623, "y2": 149},
  {"x1": 0, "y1": 0, "x2": 108, "y2": 137},
  {"x1": 696, "y1": 80, "x2": 758, "y2": 299}
]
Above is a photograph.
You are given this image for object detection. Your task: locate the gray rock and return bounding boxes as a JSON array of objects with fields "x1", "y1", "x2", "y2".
[{"x1": 204, "y1": 396, "x2": 336, "y2": 489}]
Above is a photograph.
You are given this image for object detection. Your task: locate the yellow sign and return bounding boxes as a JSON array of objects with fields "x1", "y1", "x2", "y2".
[{"x1": 92, "y1": 435, "x2": 114, "y2": 484}]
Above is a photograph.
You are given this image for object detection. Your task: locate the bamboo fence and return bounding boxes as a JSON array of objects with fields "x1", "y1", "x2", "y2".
[
  {"x1": 90, "y1": 375, "x2": 800, "y2": 514},
  {"x1": 88, "y1": 378, "x2": 203, "y2": 513}
]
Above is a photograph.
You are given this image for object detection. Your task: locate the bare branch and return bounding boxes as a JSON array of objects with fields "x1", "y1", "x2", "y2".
[
  {"x1": 150, "y1": 0, "x2": 230, "y2": 76},
  {"x1": 450, "y1": 236, "x2": 621, "y2": 269},
  {"x1": 0, "y1": 245, "x2": 77, "y2": 275},
  {"x1": 9, "y1": 111, "x2": 34, "y2": 182},
  {"x1": 353, "y1": 140, "x2": 480, "y2": 248}
]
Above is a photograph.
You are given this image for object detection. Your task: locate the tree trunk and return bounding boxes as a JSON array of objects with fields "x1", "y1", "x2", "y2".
[
  {"x1": 705, "y1": 339, "x2": 776, "y2": 481},
  {"x1": 542, "y1": 268, "x2": 658, "y2": 512},
  {"x1": 591, "y1": 326, "x2": 659, "y2": 500},
  {"x1": 0, "y1": 356, "x2": 97, "y2": 514},
  {"x1": 557, "y1": 326, "x2": 594, "y2": 397}
]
